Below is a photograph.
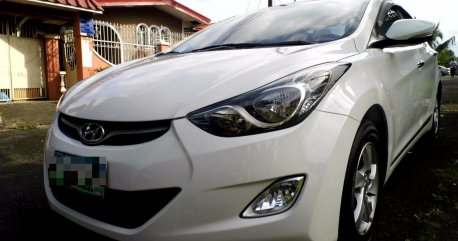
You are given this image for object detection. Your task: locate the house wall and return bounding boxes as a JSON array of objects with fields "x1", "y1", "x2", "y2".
[
  {"x1": 45, "y1": 37, "x2": 61, "y2": 100},
  {"x1": 0, "y1": 34, "x2": 47, "y2": 100},
  {"x1": 64, "y1": 47, "x2": 111, "y2": 89},
  {"x1": 95, "y1": 7, "x2": 182, "y2": 33},
  {"x1": 0, "y1": 35, "x2": 12, "y2": 99},
  {"x1": 91, "y1": 52, "x2": 111, "y2": 76}
]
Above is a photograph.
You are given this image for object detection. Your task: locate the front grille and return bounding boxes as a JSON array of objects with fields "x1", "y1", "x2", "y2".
[
  {"x1": 58, "y1": 113, "x2": 171, "y2": 146},
  {"x1": 51, "y1": 186, "x2": 181, "y2": 229}
]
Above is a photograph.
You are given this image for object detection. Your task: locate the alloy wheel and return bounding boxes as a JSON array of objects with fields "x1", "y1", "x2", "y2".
[
  {"x1": 433, "y1": 100, "x2": 440, "y2": 136},
  {"x1": 352, "y1": 142, "x2": 379, "y2": 235}
]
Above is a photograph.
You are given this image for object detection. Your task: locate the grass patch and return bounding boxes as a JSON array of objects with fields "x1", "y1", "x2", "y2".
[
  {"x1": 414, "y1": 208, "x2": 447, "y2": 241},
  {"x1": 22, "y1": 123, "x2": 40, "y2": 130},
  {"x1": 6, "y1": 123, "x2": 44, "y2": 130},
  {"x1": 412, "y1": 162, "x2": 458, "y2": 241}
]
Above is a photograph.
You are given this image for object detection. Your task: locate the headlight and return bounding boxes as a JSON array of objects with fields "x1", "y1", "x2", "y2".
[{"x1": 187, "y1": 62, "x2": 351, "y2": 137}]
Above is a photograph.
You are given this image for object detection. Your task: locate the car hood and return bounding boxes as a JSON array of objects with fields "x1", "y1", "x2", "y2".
[{"x1": 60, "y1": 39, "x2": 358, "y2": 121}]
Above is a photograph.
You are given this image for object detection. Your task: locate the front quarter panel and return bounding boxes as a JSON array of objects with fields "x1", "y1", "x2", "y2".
[
  {"x1": 317, "y1": 51, "x2": 389, "y2": 122},
  {"x1": 317, "y1": 50, "x2": 394, "y2": 176},
  {"x1": 318, "y1": 43, "x2": 439, "y2": 181}
]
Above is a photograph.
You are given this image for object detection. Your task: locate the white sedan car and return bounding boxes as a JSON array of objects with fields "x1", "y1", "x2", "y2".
[
  {"x1": 439, "y1": 65, "x2": 450, "y2": 76},
  {"x1": 44, "y1": 0, "x2": 440, "y2": 240}
]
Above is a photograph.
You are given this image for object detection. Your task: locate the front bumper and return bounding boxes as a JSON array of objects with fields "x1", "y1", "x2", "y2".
[{"x1": 44, "y1": 110, "x2": 359, "y2": 241}]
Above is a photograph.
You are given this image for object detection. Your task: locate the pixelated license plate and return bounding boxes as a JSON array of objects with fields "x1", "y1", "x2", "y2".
[{"x1": 49, "y1": 151, "x2": 107, "y2": 198}]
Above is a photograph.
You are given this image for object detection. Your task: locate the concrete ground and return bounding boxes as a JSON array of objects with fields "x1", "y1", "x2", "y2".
[
  {"x1": 0, "y1": 78, "x2": 457, "y2": 240},
  {"x1": 0, "y1": 101, "x2": 56, "y2": 130},
  {"x1": 0, "y1": 101, "x2": 112, "y2": 241}
]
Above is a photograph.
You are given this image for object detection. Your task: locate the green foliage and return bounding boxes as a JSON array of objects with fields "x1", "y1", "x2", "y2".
[
  {"x1": 431, "y1": 29, "x2": 443, "y2": 49},
  {"x1": 438, "y1": 48, "x2": 456, "y2": 66},
  {"x1": 431, "y1": 27, "x2": 456, "y2": 66},
  {"x1": 94, "y1": 66, "x2": 110, "y2": 73}
]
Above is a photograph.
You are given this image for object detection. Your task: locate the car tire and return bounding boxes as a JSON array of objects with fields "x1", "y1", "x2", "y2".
[
  {"x1": 426, "y1": 96, "x2": 440, "y2": 141},
  {"x1": 338, "y1": 120, "x2": 383, "y2": 241}
]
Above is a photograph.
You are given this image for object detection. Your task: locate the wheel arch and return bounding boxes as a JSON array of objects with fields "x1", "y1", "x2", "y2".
[
  {"x1": 361, "y1": 104, "x2": 388, "y2": 183},
  {"x1": 338, "y1": 106, "x2": 388, "y2": 241}
]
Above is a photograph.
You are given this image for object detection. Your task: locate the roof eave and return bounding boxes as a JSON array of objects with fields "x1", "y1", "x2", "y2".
[
  {"x1": 98, "y1": 0, "x2": 210, "y2": 24},
  {"x1": 7, "y1": 0, "x2": 103, "y2": 14},
  {"x1": 169, "y1": 1, "x2": 210, "y2": 24}
]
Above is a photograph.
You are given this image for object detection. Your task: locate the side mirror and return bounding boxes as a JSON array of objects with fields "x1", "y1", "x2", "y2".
[{"x1": 385, "y1": 19, "x2": 436, "y2": 41}]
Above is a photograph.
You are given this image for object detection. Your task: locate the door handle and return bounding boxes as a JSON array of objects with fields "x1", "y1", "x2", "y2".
[{"x1": 417, "y1": 61, "x2": 425, "y2": 68}]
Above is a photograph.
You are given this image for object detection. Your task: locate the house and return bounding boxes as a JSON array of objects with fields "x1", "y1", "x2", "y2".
[
  {"x1": 96, "y1": 0, "x2": 210, "y2": 34},
  {"x1": 85, "y1": 0, "x2": 211, "y2": 76},
  {"x1": 0, "y1": 0, "x2": 210, "y2": 101},
  {"x1": 60, "y1": 0, "x2": 210, "y2": 93},
  {"x1": 0, "y1": 0, "x2": 102, "y2": 101}
]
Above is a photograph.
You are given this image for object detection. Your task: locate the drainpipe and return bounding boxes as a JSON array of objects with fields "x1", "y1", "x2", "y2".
[{"x1": 16, "y1": 17, "x2": 30, "y2": 37}]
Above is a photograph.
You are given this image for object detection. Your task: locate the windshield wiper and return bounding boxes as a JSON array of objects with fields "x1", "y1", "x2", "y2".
[
  {"x1": 190, "y1": 43, "x2": 264, "y2": 52},
  {"x1": 155, "y1": 51, "x2": 182, "y2": 57},
  {"x1": 189, "y1": 41, "x2": 313, "y2": 53}
]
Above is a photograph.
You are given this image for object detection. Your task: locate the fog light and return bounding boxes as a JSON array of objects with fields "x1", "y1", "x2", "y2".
[{"x1": 241, "y1": 176, "x2": 305, "y2": 218}]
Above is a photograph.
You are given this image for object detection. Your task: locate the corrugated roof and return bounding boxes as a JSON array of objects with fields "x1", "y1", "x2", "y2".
[
  {"x1": 40, "y1": 0, "x2": 103, "y2": 12},
  {"x1": 97, "y1": 0, "x2": 210, "y2": 24}
]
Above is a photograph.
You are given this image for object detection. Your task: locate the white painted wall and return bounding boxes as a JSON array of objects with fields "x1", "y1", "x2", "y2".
[{"x1": 0, "y1": 34, "x2": 46, "y2": 100}]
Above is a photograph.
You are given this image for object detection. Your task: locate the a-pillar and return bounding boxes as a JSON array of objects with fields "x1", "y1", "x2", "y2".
[
  {"x1": 44, "y1": 34, "x2": 61, "y2": 100},
  {"x1": 73, "y1": 12, "x2": 94, "y2": 81}
]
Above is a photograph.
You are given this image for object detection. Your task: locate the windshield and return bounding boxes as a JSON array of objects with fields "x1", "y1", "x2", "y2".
[{"x1": 173, "y1": 0, "x2": 370, "y2": 53}]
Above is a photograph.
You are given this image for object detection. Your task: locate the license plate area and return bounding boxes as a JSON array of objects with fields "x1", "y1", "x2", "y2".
[{"x1": 49, "y1": 151, "x2": 107, "y2": 199}]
